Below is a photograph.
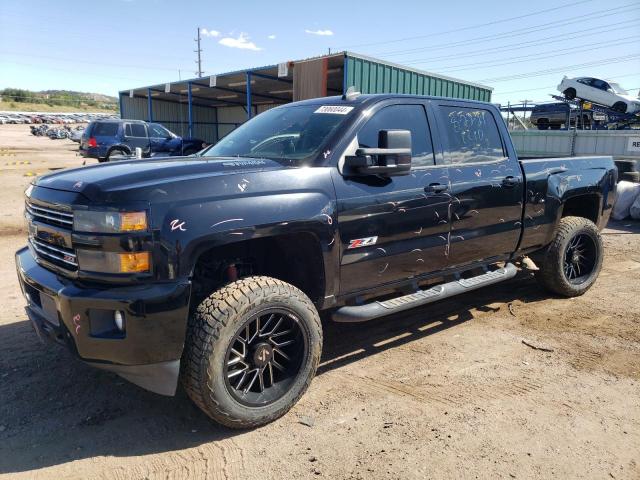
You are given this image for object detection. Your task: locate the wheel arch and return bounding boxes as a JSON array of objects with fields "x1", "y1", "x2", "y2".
[
  {"x1": 560, "y1": 193, "x2": 602, "y2": 225},
  {"x1": 189, "y1": 232, "x2": 328, "y2": 308},
  {"x1": 106, "y1": 144, "x2": 132, "y2": 157}
]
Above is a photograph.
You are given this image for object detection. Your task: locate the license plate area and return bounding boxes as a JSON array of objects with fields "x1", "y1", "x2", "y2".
[{"x1": 24, "y1": 283, "x2": 59, "y2": 326}]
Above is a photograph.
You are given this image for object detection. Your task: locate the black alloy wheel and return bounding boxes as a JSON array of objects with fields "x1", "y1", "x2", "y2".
[
  {"x1": 563, "y1": 233, "x2": 597, "y2": 284},
  {"x1": 224, "y1": 308, "x2": 306, "y2": 407}
]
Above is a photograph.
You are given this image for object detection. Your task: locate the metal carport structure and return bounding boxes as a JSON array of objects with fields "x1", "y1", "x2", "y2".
[{"x1": 119, "y1": 51, "x2": 493, "y2": 144}]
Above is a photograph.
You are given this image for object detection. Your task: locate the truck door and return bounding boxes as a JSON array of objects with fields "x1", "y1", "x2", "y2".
[
  {"x1": 147, "y1": 123, "x2": 173, "y2": 155},
  {"x1": 434, "y1": 102, "x2": 523, "y2": 268},
  {"x1": 334, "y1": 102, "x2": 451, "y2": 294},
  {"x1": 123, "y1": 123, "x2": 150, "y2": 154}
]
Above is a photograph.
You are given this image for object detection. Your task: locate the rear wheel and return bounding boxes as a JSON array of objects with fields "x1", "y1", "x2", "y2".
[
  {"x1": 181, "y1": 276, "x2": 322, "y2": 428},
  {"x1": 534, "y1": 216, "x2": 603, "y2": 297},
  {"x1": 537, "y1": 119, "x2": 549, "y2": 130},
  {"x1": 106, "y1": 148, "x2": 128, "y2": 161},
  {"x1": 563, "y1": 88, "x2": 576, "y2": 100}
]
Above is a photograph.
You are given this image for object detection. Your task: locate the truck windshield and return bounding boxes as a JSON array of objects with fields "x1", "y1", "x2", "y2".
[{"x1": 201, "y1": 105, "x2": 352, "y2": 163}]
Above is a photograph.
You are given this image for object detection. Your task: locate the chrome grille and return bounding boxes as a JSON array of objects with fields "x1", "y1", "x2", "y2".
[
  {"x1": 29, "y1": 237, "x2": 78, "y2": 268},
  {"x1": 25, "y1": 201, "x2": 73, "y2": 228}
]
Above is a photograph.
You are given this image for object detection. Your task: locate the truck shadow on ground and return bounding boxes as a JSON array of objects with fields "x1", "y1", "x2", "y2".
[{"x1": 0, "y1": 271, "x2": 548, "y2": 474}]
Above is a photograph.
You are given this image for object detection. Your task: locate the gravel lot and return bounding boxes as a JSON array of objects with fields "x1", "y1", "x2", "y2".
[{"x1": 0, "y1": 124, "x2": 638, "y2": 480}]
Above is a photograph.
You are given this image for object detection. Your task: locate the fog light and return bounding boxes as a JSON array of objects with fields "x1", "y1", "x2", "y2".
[{"x1": 114, "y1": 310, "x2": 125, "y2": 332}]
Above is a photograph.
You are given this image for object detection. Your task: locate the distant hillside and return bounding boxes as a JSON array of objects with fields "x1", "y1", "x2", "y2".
[{"x1": 0, "y1": 88, "x2": 117, "y2": 112}]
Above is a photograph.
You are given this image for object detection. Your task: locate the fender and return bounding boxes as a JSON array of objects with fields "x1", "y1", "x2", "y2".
[
  {"x1": 154, "y1": 166, "x2": 340, "y2": 302},
  {"x1": 517, "y1": 157, "x2": 615, "y2": 254}
]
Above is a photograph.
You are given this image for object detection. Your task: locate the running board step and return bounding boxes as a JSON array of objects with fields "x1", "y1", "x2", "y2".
[{"x1": 332, "y1": 263, "x2": 518, "y2": 323}]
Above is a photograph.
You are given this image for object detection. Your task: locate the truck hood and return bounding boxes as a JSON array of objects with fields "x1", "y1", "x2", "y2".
[{"x1": 35, "y1": 156, "x2": 286, "y2": 202}]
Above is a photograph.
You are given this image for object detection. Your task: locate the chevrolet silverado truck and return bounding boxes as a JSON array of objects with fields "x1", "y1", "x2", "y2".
[{"x1": 16, "y1": 93, "x2": 617, "y2": 428}]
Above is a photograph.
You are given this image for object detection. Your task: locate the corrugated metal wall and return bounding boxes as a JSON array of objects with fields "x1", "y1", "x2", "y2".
[
  {"x1": 510, "y1": 130, "x2": 640, "y2": 160},
  {"x1": 344, "y1": 54, "x2": 492, "y2": 102},
  {"x1": 120, "y1": 97, "x2": 281, "y2": 143},
  {"x1": 121, "y1": 96, "x2": 218, "y2": 143}
]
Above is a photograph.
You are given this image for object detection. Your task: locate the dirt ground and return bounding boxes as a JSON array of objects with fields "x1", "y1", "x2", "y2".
[{"x1": 0, "y1": 124, "x2": 638, "y2": 480}]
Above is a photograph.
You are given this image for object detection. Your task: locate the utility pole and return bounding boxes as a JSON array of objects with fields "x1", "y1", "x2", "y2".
[
  {"x1": 520, "y1": 99, "x2": 532, "y2": 122},
  {"x1": 195, "y1": 27, "x2": 203, "y2": 78}
]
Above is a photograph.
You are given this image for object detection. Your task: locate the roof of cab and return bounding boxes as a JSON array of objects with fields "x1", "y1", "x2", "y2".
[{"x1": 283, "y1": 93, "x2": 494, "y2": 108}]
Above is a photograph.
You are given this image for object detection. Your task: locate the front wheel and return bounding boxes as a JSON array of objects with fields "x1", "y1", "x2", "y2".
[
  {"x1": 533, "y1": 216, "x2": 603, "y2": 297},
  {"x1": 181, "y1": 276, "x2": 322, "y2": 428},
  {"x1": 612, "y1": 102, "x2": 627, "y2": 114}
]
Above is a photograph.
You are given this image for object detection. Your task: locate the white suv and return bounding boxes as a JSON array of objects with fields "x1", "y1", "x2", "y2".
[{"x1": 557, "y1": 76, "x2": 640, "y2": 114}]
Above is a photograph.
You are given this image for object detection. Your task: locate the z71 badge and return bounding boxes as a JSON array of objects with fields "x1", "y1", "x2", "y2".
[{"x1": 347, "y1": 236, "x2": 378, "y2": 249}]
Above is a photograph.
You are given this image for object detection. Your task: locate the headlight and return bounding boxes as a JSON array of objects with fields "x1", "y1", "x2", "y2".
[
  {"x1": 74, "y1": 210, "x2": 148, "y2": 233},
  {"x1": 77, "y1": 250, "x2": 150, "y2": 273}
]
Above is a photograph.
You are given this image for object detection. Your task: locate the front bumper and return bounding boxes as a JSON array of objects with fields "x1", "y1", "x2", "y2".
[{"x1": 15, "y1": 246, "x2": 191, "y2": 396}]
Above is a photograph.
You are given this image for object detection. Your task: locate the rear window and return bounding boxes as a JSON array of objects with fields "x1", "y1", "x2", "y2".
[
  {"x1": 438, "y1": 106, "x2": 505, "y2": 164},
  {"x1": 92, "y1": 122, "x2": 119, "y2": 136},
  {"x1": 125, "y1": 123, "x2": 147, "y2": 137}
]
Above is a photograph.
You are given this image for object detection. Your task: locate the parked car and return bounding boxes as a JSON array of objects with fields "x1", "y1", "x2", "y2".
[
  {"x1": 530, "y1": 103, "x2": 606, "y2": 130},
  {"x1": 558, "y1": 76, "x2": 640, "y2": 114},
  {"x1": 79, "y1": 119, "x2": 205, "y2": 162},
  {"x1": 17, "y1": 94, "x2": 616, "y2": 428},
  {"x1": 68, "y1": 126, "x2": 85, "y2": 143}
]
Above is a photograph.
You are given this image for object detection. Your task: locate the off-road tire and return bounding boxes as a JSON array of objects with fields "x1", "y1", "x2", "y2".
[
  {"x1": 181, "y1": 276, "x2": 322, "y2": 429},
  {"x1": 534, "y1": 216, "x2": 603, "y2": 297}
]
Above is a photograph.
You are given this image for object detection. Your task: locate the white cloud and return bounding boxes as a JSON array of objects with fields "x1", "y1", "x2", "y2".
[
  {"x1": 201, "y1": 28, "x2": 220, "y2": 37},
  {"x1": 305, "y1": 29, "x2": 333, "y2": 36},
  {"x1": 267, "y1": 34, "x2": 276, "y2": 40},
  {"x1": 218, "y1": 32, "x2": 262, "y2": 51}
]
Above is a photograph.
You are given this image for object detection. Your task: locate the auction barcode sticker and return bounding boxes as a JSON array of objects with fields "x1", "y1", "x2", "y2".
[{"x1": 314, "y1": 105, "x2": 354, "y2": 115}]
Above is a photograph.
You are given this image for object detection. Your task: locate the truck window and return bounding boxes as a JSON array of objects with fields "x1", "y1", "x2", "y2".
[
  {"x1": 125, "y1": 123, "x2": 147, "y2": 138},
  {"x1": 357, "y1": 105, "x2": 434, "y2": 168},
  {"x1": 437, "y1": 106, "x2": 505, "y2": 164},
  {"x1": 92, "y1": 122, "x2": 119, "y2": 136},
  {"x1": 148, "y1": 123, "x2": 174, "y2": 138}
]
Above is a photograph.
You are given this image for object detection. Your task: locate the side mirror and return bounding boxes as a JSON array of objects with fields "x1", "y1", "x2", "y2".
[{"x1": 345, "y1": 129, "x2": 412, "y2": 176}]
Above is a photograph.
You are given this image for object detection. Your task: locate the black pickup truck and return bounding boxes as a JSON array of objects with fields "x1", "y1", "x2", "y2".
[{"x1": 16, "y1": 93, "x2": 617, "y2": 428}]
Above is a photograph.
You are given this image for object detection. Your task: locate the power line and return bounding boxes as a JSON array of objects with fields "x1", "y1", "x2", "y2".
[
  {"x1": 0, "y1": 51, "x2": 191, "y2": 73},
  {"x1": 1, "y1": 60, "x2": 150, "y2": 83},
  {"x1": 399, "y1": 18, "x2": 640, "y2": 66},
  {"x1": 336, "y1": 0, "x2": 595, "y2": 50},
  {"x1": 368, "y1": 3, "x2": 640, "y2": 58},
  {"x1": 434, "y1": 35, "x2": 640, "y2": 74},
  {"x1": 477, "y1": 53, "x2": 640, "y2": 83},
  {"x1": 493, "y1": 72, "x2": 640, "y2": 95}
]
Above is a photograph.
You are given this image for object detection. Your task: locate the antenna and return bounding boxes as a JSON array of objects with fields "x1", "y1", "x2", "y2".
[{"x1": 195, "y1": 27, "x2": 204, "y2": 77}]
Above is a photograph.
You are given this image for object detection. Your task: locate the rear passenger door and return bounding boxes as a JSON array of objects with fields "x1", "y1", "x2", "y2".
[
  {"x1": 335, "y1": 102, "x2": 451, "y2": 294},
  {"x1": 123, "y1": 123, "x2": 150, "y2": 153},
  {"x1": 434, "y1": 102, "x2": 523, "y2": 268}
]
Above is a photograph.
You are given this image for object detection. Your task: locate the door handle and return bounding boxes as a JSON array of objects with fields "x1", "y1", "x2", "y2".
[
  {"x1": 425, "y1": 183, "x2": 448, "y2": 193},
  {"x1": 501, "y1": 176, "x2": 520, "y2": 188}
]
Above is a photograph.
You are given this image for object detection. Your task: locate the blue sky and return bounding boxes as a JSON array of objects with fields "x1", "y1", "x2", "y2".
[{"x1": 1, "y1": 0, "x2": 639, "y2": 106}]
